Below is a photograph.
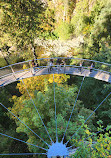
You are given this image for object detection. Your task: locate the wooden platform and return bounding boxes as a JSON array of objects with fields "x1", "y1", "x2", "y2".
[{"x1": 0, "y1": 66, "x2": 111, "y2": 87}]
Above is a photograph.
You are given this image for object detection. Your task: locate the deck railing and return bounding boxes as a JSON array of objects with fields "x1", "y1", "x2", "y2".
[{"x1": 0, "y1": 57, "x2": 111, "y2": 79}]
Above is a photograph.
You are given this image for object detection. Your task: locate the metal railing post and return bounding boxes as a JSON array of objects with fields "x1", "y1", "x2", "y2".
[
  {"x1": 10, "y1": 65, "x2": 17, "y2": 80},
  {"x1": 29, "y1": 61, "x2": 33, "y2": 75},
  {"x1": 64, "y1": 65, "x2": 65, "y2": 74}
]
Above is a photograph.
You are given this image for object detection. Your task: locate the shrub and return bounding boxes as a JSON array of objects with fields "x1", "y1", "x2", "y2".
[
  {"x1": 0, "y1": 58, "x2": 7, "y2": 67},
  {"x1": 55, "y1": 22, "x2": 74, "y2": 40}
]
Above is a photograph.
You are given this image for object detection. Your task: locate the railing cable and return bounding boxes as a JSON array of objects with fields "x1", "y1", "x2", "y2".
[
  {"x1": 21, "y1": 79, "x2": 53, "y2": 144},
  {"x1": 0, "y1": 103, "x2": 49, "y2": 147},
  {"x1": 65, "y1": 92, "x2": 111, "y2": 146},
  {"x1": 0, "y1": 153, "x2": 46, "y2": 156},
  {"x1": 68, "y1": 127, "x2": 107, "y2": 149},
  {"x1": 53, "y1": 74, "x2": 58, "y2": 142},
  {"x1": 0, "y1": 132, "x2": 48, "y2": 151},
  {"x1": 62, "y1": 75, "x2": 85, "y2": 143}
]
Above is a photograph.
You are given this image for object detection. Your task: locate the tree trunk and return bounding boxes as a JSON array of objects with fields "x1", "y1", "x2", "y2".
[
  {"x1": 0, "y1": 50, "x2": 9, "y2": 65},
  {"x1": 32, "y1": 44, "x2": 38, "y2": 62},
  {"x1": 63, "y1": 0, "x2": 68, "y2": 22}
]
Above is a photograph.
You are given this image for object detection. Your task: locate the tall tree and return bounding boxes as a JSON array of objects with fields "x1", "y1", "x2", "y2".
[
  {"x1": 0, "y1": 0, "x2": 52, "y2": 60},
  {"x1": 10, "y1": 80, "x2": 95, "y2": 156}
]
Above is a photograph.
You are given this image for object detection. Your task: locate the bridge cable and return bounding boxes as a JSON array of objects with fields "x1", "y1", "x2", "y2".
[
  {"x1": 0, "y1": 153, "x2": 46, "y2": 156},
  {"x1": 65, "y1": 92, "x2": 111, "y2": 146},
  {"x1": 62, "y1": 75, "x2": 85, "y2": 143},
  {"x1": 0, "y1": 103, "x2": 49, "y2": 147},
  {"x1": 21, "y1": 79, "x2": 53, "y2": 144},
  {"x1": 0, "y1": 132, "x2": 48, "y2": 151},
  {"x1": 68, "y1": 127, "x2": 107, "y2": 149},
  {"x1": 53, "y1": 74, "x2": 58, "y2": 142}
]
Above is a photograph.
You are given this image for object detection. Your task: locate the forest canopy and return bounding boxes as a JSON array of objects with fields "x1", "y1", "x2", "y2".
[{"x1": 0, "y1": 0, "x2": 111, "y2": 157}]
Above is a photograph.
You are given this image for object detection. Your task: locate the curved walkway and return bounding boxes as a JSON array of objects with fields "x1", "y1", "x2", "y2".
[{"x1": 0, "y1": 65, "x2": 111, "y2": 87}]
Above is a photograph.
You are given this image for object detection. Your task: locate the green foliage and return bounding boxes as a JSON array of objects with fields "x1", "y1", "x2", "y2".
[
  {"x1": 55, "y1": 22, "x2": 74, "y2": 40},
  {"x1": 0, "y1": 57, "x2": 7, "y2": 67},
  {"x1": 90, "y1": 2, "x2": 111, "y2": 44},
  {"x1": 0, "y1": 0, "x2": 111, "y2": 156},
  {"x1": 68, "y1": 0, "x2": 76, "y2": 20},
  {"x1": 9, "y1": 80, "x2": 95, "y2": 155},
  {"x1": 40, "y1": 7, "x2": 56, "y2": 40},
  {"x1": 8, "y1": 54, "x2": 24, "y2": 64},
  {"x1": 0, "y1": 0, "x2": 55, "y2": 60},
  {"x1": 78, "y1": 0, "x2": 111, "y2": 60},
  {"x1": 72, "y1": 122, "x2": 111, "y2": 158},
  {"x1": 69, "y1": 0, "x2": 111, "y2": 62},
  {"x1": 0, "y1": 84, "x2": 32, "y2": 157},
  {"x1": 71, "y1": 0, "x2": 92, "y2": 36},
  {"x1": 0, "y1": 87, "x2": 12, "y2": 128},
  {"x1": 70, "y1": 0, "x2": 108, "y2": 36},
  {"x1": 68, "y1": 75, "x2": 111, "y2": 129},
  {"x1": 71, "y1": 143, "x2": 91, "y2": 158},
  {"x1": 0, "y1": 125, "x2": 31, "y2": 158},
  {"x1": 0, "y1": 0, "x2": 45, "y2": 44},
  {"x1": 81, "y1": 78, "x2": 111, "y2": 126}
]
